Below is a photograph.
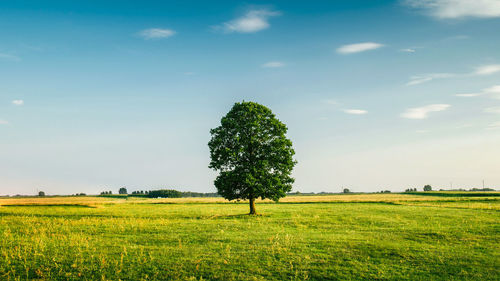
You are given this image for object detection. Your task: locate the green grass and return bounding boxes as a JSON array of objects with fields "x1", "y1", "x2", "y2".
[{"x1": 0, "y1": 196, "x2": 499, "y2": 280}]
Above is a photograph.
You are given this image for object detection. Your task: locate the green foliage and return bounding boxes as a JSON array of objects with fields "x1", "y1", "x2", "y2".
[
  {"x1": 129, "y1": 190, "x2": 219, "y2": 198},
  {"x1": 38, "y1": 191, "x2": 45, "y2": 197},
  {"x1": 208, "y1": 101, "x2": 297, "y2": 213},
  {"x1": 470, "y1": 188, "x2": 495, "y2": 191},
  {"x1": 119, "y1": 187, "x2": 128, "y2": 195},
  {"x1": 148, "y1": 189, "x2": 182, "y2": 198},
  {"x1": 343, "y1": 188, "x2": 350, "y2": 193},
  {"x1": 424, "y1": 185, "x2": 432, "y2": 192}
]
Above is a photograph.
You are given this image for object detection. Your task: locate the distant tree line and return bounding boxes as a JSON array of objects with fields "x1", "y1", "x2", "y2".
[
  {"x1": 469, "y1": 188, "x2": 495, "y2": 191},
  {"x1": 97, "y1": 185, "x2": 497, "y2": 198},
  {"x1": 148, "y1": 189, "x2": 182, "y2": 198},
  {"x1": 405, "y1": 185, "x2": 433, "y2": 192},
  {"x1": 100, "y1": 189, "x2": 220, "y2": 198},
  {"x1": 285, "y1": 191, "x2": 340, "y2": 196},
  {"x1": 131, "y1": 190, "x2": 148, "y2": 195}
]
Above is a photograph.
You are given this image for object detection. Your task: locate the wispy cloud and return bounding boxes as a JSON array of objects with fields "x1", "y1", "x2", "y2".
[
  {"x1": 343, "y1": 109, "x2": 368, "y2": 115},
  {"x1": 215, "y1": 9, "x2": 281, "y2": 33},
  {"x1": 0, "y1": 119, "x2": 8, "y2": 125},
  {"x1": 456, "y1": 85, "x2": 500, "y2": 99},
  {"x1": 138, "y1": 28, "x2": 176, "y2": 39},
  {"x1": 484, "y1": 107, "x2": 500, "y2": 114},
  {"x1": 404, "y1": 0, "x2": 500, "y2": 19},
  {"x1": 261, "y1": 61, "x2": 285, "y2": 68},
  {"x1": 407, "y1": 64, "x2": 500, "y2": 86},
  {"x1": 484, "y1": 85, "x2": 500, "y2": 99},
  {"x1": 401, "y1": 104, "x2": 451, "y2": 119},
  {"x1": 407, "y1": 73, "x2": 454, "y2": 86},
  {"x1": 487, "y1": 121, "x2": 500, "y2": 130},
  {"x1": 0, "y1": 53, "x2": 21, "y2": 61},
  {"x1": 12, "y1": 99, "x2": 24, "y2": 106},
  {"x1": 455, "y1": 93, "x2": 481, "y2": 97},
  {"x1": 474, "y1": 64, "x2": 500, "y2": 75},
  {"x1": 337, "y1": 42, "x2": 384, "y2": 54},
  {"x1": 400, "y1": 48, "x2": 416, "y2": 53}
]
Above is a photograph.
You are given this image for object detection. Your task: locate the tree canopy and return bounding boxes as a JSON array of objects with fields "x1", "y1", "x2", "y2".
[{"x1": 208, "y1": 101, "x2": 296, "y2": 214}]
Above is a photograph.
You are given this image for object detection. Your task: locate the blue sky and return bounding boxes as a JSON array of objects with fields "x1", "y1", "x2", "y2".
[{"x1": 1, "y1": 0, "x2": 500, "y2": 195}]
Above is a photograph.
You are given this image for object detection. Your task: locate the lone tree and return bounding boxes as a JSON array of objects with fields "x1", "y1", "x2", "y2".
[
  {"x1": 118, "y1": 187, "x2": 128, "y2": 194},
  {"x1": 423, "y1": 185, "x2": 432, "y2": 191},
  {"x1": 208, "y1": 101, "x2": 297, "y2": 214}
]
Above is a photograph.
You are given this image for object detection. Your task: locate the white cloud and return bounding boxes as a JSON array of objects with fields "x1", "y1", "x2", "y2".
[
  {"x1": 484, "y1": 85, "x2": 500, "y2": 99},
  {"x1": 407, "y1": 73, "x2": 454, "y2": 86},
  {"x1": 12, "y1": 99, "x2": 24, "y2": 106},
  {"x1": 217, "y1": 9, "x2": 281, "y2": 33},
  {"x1": 486, "y1": 121, "x2": 500, "y2": 130},
  {"x1": 455, "y1": 85, "x2": 500, "y2": 99},
  {"x1": 337, "y1": 42, "x2": 384, "y2": 54},
  {"x1": 0, "y1": 120, "x2": 8, "y2": 125},
  {"x1": 343, "y1": 109, "x2": 368, "y2": 115},
  {"x1": 0, "y1": 53, "x2": 20, "y2": 61},
  {"x1": 455, "y1": 93, "x2": 481, "y2": 97},
  {"x1": 400, "y1": 48, "x2": 416, "y2": 53},
  {"x1": 261, "y1": 61, "x2": 285, "y2": 68},
  {"x1": 408, "y1": 64, "x2": 500, "y2": 86},
  {"x1": 401, "y1": 104, "x2": 451, "y2": 119},
  {"x1": 404, "y1": 0, "x2": 500, "y2": 19},
  {"x1": 484, "y1": 107, "x2": 500, "y2": 114},
  {"x1": 474, "y1": 64, "x2": 500, "y2": 75},
  {"x1": 138, "y1": 28, "x2": 176, "y2": 39}
]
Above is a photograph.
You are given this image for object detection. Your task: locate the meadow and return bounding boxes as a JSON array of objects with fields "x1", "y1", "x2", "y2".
[{"x1": 0, "y1": 193, "x2": 499, "y2": 280}]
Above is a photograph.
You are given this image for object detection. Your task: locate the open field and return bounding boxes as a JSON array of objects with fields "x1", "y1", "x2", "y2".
[{"x1": 0, "y1": 193, "x2": 499, "y2": 280}]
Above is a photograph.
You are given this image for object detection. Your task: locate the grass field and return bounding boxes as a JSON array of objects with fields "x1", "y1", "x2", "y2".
[{"x1": 0, "y1": 193, "x2": 499, "y2": 280}]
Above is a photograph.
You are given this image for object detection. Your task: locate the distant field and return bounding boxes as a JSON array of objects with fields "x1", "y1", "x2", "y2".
[{"x1": 0, "y1": 193, "x2": 499, "y2": 280}]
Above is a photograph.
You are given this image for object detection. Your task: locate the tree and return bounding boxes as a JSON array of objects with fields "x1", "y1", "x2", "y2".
[
  {"x1": 208, "y1": 101, "x2": 297, "y2": 214},
  {"x1": 119, "y1": 187, "x2": 128, "y2": 195},
  {"x1": 148, "y1": 189, "x2": 182, "y2": 198},
  {"x1": 38, "y1": 191, "x2": 45, "y2": 197},
  {"x1": 343, "y1": 188, "x2": 350, "y2": 194},
  {"x1": 423, "y1": 185, "x2": 432, "y2": 191}
]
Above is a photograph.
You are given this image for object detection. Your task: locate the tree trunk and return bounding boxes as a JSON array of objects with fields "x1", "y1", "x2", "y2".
[{"x1": 249, "y1": 197, "x2": 256, "y2": 215}]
